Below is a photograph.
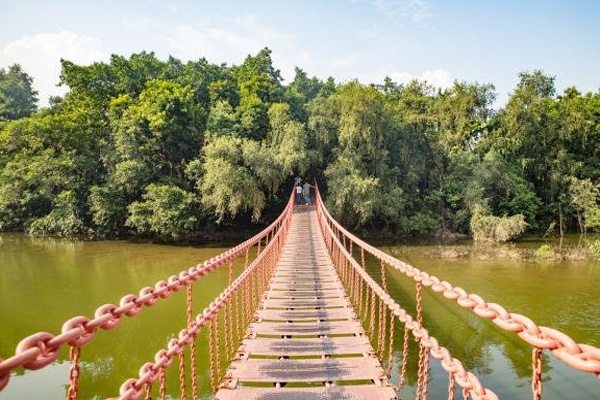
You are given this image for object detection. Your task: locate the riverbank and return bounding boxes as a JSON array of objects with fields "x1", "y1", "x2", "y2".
[{"x1": 384, "y1": 234, "x2": 600, "y2": 262}]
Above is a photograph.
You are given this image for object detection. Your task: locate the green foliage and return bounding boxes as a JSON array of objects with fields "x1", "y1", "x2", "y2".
[
  {"x1": 126, "y1": 184, "x2": 198, "y2": 239},
  {"x1": 2, "y1": 53, "x2": 600, "y2": 242},
  {"x1": 586, "y1": 209, "x2": 600, "y2": 231},
  {"x1": 536, "y1": 244, "x2": 552, "y2": 259},
  {"x1": 0, "y1": 64, "x2": 38, "y2": 121},
  {"x1": 28, "y1": 191, "x2": 85, "y2": 237},
  {"x1": 470, "y1": 206, "x2": 528, "y2": 242},
  {"x1": 568, "y1": 176, "x2": 600, "y2": 233},
  {"x1": 589, "y1": 240, "x2": 600, "y2": 255},
  {"x1": 324, "y1": 154, "x2": 380, "y2": 227},
  {"x1": 192, "y1": 136, "x2": 282, "y2": 223}
]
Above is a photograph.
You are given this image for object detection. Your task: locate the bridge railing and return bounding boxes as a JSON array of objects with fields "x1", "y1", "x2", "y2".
[
  {"x1": 315, "y1": 185, "x2": 498, "y2": 400},
  {"x1": 315, "y1": 184, "x2": 600, "y2": 399},
  {"x1": 0, "y1": 191, "x2": 295, "y2": 399}
]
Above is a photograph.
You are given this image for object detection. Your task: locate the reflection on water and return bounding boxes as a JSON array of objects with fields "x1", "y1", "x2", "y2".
[
  {"x1": 1, "y1": 233, "x2": 599, "y2": 399},
  {"x1": 376, "y1": 238, "x2": 600, "y2": 399}
]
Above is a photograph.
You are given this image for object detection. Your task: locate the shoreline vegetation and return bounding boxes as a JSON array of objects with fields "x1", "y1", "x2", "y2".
[
  {"x1": 387, "y1": 237, "x2": 600, "y2": 262},
  {"x1": 1, "y1": 49, "x2": 600, "y2": 243}
]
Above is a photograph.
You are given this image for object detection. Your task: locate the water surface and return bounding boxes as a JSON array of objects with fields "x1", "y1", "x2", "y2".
[{"x1": 1, "y1": 233, "x2": 599, "y2": 399}]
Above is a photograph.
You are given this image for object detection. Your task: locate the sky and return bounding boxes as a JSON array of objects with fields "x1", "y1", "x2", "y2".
[{"x1": 0, "y1": 0, "x2": 598, "y2": 107}]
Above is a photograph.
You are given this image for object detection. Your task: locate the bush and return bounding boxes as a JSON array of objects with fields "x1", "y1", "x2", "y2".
[
  {"x1": 470, "y1": 205, "x2": 527, "y2": 242},
  {"x1": 28, "y1": 191, "x2": 85, "y2": 237},
  {"x1": 126, "y1": 184, "x2": 199, "y2": 240},
  {"x1": 589, "y1": 240, "x2": 600, "y2": 256},
  {"x1": 535, "y1": 244, "x2": 552, "y2": 259}
]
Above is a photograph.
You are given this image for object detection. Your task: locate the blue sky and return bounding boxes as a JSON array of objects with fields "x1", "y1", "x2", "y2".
[{"x1": 1, "y1": 0, "x2": 598, "y2": 106}]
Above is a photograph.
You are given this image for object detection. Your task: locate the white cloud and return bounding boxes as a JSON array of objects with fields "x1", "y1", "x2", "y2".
[
  {"x1": 0, "y1": 31, "x2": 108, "y2": 105},
  {"x1": 388, "y1": 68, "x2": 453, "y2": 89},
  {"x1": 350, "y1": 0, "x2": 434, "y2": 23},
  {"x1": 157, "y1": 14, "x2": 313, "y2": 82}
]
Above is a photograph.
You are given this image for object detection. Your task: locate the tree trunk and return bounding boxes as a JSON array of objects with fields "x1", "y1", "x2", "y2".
[{"x1": 558, "y1": 203, "x2": 564, "y2": 238}]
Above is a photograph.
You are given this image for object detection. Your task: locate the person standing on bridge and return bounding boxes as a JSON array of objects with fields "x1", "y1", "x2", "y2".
[
  {"x1": 295, "y1": 182, "x2": 303, "y2": 205},
  {"x1": 303, "y1": 181, "x2": 315, "y2": 205}
]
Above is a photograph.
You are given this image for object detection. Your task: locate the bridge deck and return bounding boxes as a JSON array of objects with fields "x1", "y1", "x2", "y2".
[{"x1": 215, "y1": 206, "x2": 397, "y2": 400}]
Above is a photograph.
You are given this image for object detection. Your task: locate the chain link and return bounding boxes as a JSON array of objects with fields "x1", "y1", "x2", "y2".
[
  {"x1": 387, "y1": 312, "x2": 395, "y2": 377},
  {"x1": 178, "y1": 352, "x2": 186, "y2": 400},
  {"x1": 144, "y1": 382, "x2": 152, "y2": 400},
  {"x1": 399, "y1": 325, "x2": 409, "y2": 390},
  {"x1": 448, "y1": 370, "x2": 455, "y2": 400},
  {"x1": 532, "y1": 347, "x2": 543, "y2": 400},
  {"x1": 208, "y1": 314, "x2": 216, "y2": 390},
  {"x1": 66, "y1": 346, "x2": 81, "y2": 400},
  {"x1": 159, "y1": 367, "x2": 166, "y2": 400}
]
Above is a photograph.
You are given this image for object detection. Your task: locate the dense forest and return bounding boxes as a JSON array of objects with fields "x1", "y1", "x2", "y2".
[{"x1": 1, "y1": 49, "x2": 599, "y2": 241}]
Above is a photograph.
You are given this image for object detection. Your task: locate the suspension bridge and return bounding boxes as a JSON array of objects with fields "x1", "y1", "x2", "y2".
[{"x1": 1, "y1": 185, "x2": 599, "y2": 400}]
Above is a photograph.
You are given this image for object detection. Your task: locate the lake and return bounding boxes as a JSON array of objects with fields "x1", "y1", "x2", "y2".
[{"x1": 0, "y1": 233, "x2": 599, "y2": 399}]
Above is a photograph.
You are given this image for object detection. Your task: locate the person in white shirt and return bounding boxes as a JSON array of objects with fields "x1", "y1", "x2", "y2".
[
  {"x1": 303, "y1": 181, "x2": 315, "y2": 205},
  {"x1": 295, "y1": 183, "x2": 303, "y2": 205}
]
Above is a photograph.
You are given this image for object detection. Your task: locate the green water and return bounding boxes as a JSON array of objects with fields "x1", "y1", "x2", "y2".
[
  {"x1": 375, "y1": 236, "x2": 600, "y2": 399},
  {"x1": 1, "y1": 233, "x2": 599, "y2": 399}
]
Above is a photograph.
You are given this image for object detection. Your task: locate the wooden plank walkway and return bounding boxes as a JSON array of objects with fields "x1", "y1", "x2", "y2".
[{"x1": 215, "y1": 206, "x2": 397, "y2": 400}]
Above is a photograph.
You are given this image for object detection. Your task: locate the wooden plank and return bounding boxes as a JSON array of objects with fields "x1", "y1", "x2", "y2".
[
  {"x1": 240, "y1": 336, "x2": 373, "y2": 356},
  {"x1": 269, "y1": 278, "x2": 338, "y2": 284},
  {"x1": 256, "y1": 308, "x2": 355, "y2": 321},
  {"x1": 215, "y1": 385, "x2": 398, "y2": 400},
  {"x1": 249, "y1": 321, "x2": 365, "y2": 336},
  {"x1": 217, "y1": 206, "x2": 394, "y2": 398},
  {"x1": 262, "y1": 298, "x2": 349, "y2": 309},
  {"x1": 268, "y1": 283, "x2": 342, "y2": 291},
  {"x1": 225, "y1": 358, "x2": 385, "y2": 383},
  {"x1": 266, "y1": 290, "x2": 345, "y2": 299}
]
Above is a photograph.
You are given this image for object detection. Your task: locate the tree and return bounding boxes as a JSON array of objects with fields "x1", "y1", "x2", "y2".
[
  {"x1": 28, "y1": 190, "x2": 85, "y2": 237},
  {"x1": 0, "y1": 64, "x2": 38, "y2": 121},
  {"x1": 189, "y1": 136, "x2": 282, "y2": 223},
  {"x1": 126, "y1": 184, "x2": 199, "y2": 239},
  {"x1": 268, "y1": 103, "x2": 318, "y2": 175},
  {"x1": 568, "y1": 177, "x2": 600, "y2": 234}
]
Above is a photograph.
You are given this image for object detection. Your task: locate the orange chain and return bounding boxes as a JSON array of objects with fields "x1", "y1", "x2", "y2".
[
  {"x1": 214, "y1": 309, "x2": 222, "y2": 386},
  {"x1": 208, "y1": 318, "x2": 216, "y2": 390},
  {"x1": 416, "y1": 282, "x2": 423, "y2": 325},
  {"x1": 223, "y1": 303, "x2": 231, "y2": 362},
  {"x1": 159, "y1": 367, "x2": 166, "y2": 400},
  {"x1": 448, "y1": 371, "x2": 455, "y2": 400},
  {"x1": 378, "y1": 298, "x2": 386, "y2": 359},
  {"x1": 178, "y1": 352, "x2": 186, "y2": 400},
  {"x1": 190, "y1": 337, "x2": 198, "y2": 400},
  {"x1": 144, "y1": 382, "x2": 152, "y2": 400},
  {"x1": 185, "y1": 284, "x2": 198, "y2": 400},
  {"x1": 227, "y1": 300, "x2": 234, "y2": 358},
  {"x1": 369, "y1": 286, "x2": 376, "y2": 341},
  {"x1": 235, "y1": 290, "x2": 241, "y2": 341},
  {"x1": 387, "y1": 312, "x2": 395, "y2": 377},
  {"x1": 399, "y1": 325, "x2": 409, "y2": 390},
  {"x1": 66, "y1": 346, "x2": 81, "y2": 400},
  {"x1": 532, "y1": 347, "x2": 543, "y2": 400}
]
